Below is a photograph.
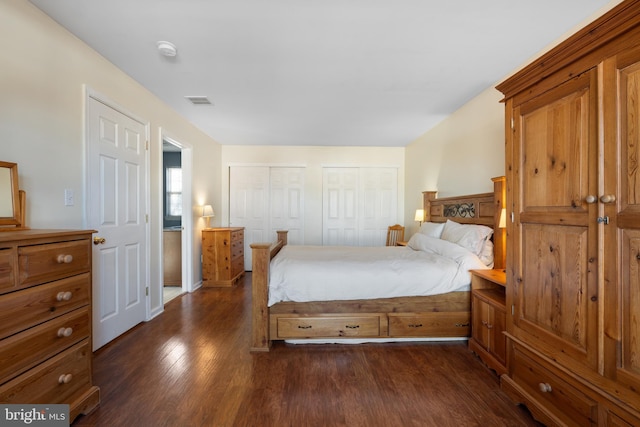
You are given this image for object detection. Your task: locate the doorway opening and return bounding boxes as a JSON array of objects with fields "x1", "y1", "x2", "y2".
[{"x1": 162, "y1": 139, "x2": 186, "y2": 304}]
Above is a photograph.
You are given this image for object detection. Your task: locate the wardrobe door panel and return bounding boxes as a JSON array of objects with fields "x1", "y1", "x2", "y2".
[
  {"x1": 513, "y1": 70, "x2": 599, "y2": 370},
  {"x1": 615, "y1": 54, "x2": 640, "y2": 397}
]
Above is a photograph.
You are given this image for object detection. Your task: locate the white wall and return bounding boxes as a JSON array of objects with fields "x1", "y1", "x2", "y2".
[
  {"x1": 0, "y1": 0, "x2": 222, "y2": 317},
  {"x1": 221, "y1": 145, "x2": 404, "y2": 245}
]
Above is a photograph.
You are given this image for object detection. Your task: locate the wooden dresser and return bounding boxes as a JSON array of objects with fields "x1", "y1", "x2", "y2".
[
  {"x1": 202, "y1": 227, "x2": 244, "y2": 287},
  {"x1": 497, "y1": 1, "x2": 640, "y2": 425},
  {"x1": 0, "y1": 229, "x2": 99, "y2": 421}
]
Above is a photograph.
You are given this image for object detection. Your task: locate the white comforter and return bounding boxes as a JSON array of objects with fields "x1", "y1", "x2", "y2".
[{"x1": 267, "y1": 233, "x2": 488, "y2": 306}]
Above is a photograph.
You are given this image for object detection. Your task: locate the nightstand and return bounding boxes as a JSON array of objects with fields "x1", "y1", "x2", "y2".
[
  {"x1": 468, "y1": 269, "x2": 507, "y2": 375},
  {"x1": 396, "y1": 241, "x2": 408, "y2": 246}
]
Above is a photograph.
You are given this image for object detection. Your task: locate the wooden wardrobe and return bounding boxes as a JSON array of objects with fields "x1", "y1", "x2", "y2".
[{"x1": 497, "y1": 1, "x2": 640, "y2": 425}]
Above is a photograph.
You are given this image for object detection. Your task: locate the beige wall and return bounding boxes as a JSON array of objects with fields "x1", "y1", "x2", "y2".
[
  {"x1": 403, "y1": 0, "x2": 623, "y2": 238},
  {"x1": 404, "y1": 88, "x2": 504, "y2": 236},
  {"x1": 221, "y1": 145, "x2": 404, "y2": 245},
  {"x1": 0, "y1": 1, "x2": 223, "y2": 316}
]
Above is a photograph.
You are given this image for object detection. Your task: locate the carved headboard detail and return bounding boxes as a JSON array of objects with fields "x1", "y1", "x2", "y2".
[
  {"x1": 422, "y1": 191, "x2": 495, "y2": 226},
  {"x1": 422, "y1": 176, "x2": 506, "y2": 269}
]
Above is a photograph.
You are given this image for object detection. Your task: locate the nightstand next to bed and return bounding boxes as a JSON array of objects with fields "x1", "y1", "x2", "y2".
[{"x1": 468, "y1": 269, "x2": 507, "y2": 375}]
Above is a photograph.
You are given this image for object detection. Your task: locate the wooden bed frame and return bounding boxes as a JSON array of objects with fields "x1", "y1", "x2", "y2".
[{"x1": 250, "y1": 176, "x2": 506, "y2": 352}]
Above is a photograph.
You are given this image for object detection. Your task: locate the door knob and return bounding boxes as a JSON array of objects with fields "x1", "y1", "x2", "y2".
[
  {"x1": 599, "y1": 195, "x2": 616, "y2": 204},
  {"x1": 93, "y1": 237, "x2": 106, "y2": 245}
]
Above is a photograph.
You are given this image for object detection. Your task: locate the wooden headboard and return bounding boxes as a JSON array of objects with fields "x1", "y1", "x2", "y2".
[{"x1": 422, "y1": 176, "x2": 506, "y2": 269}]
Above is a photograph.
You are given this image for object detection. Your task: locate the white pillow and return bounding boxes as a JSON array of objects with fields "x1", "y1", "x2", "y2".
[
  {"x1": 440, "y1": 220, "x2": 493, "y2": 256},
  {"x1": 478, "y1": 239, "x2": 494, "y2": 267},
  {"x1": 418, "y1": 221, "x2": 445, "y2": 238}
]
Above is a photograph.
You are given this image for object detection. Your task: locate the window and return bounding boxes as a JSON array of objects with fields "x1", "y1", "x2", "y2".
[{"x1": 166, "y1": 167, "x2": 182, "y2": 218}]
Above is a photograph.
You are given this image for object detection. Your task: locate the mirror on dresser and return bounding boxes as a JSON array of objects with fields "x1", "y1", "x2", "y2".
[{"x1": 0, "y1": 161, "x2": 27, "y2": 230}]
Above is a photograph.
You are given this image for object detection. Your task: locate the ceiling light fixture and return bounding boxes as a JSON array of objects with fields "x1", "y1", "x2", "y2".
[{"x1": 157, "y1": 41, "x2": 177, "y2": 57}]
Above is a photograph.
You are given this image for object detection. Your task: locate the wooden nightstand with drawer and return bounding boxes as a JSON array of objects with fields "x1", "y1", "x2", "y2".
[
  {"x1": 469, "y1": 269, "x2": 507, "y2": 375},
  {"x1": 202, "y1": 227, "x2": 245, "y2": 287}
]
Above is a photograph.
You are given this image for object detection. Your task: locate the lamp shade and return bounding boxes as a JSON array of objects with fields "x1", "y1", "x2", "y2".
[
  {"x1": 414, "y1": 209, "x2": 424, "y2": 222},
  {"x1": 202, "y1": 205, "x2": 215, "y2": 218},
  {"x1": 202, "y1": 205, "x2": 214, "y2": 228}
]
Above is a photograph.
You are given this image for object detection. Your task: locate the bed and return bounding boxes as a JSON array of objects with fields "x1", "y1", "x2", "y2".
[{"x1": 250, "y1": 176, "x2": 506, "y2": 352}]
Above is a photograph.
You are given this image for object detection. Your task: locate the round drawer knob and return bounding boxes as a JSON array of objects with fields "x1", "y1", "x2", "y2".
[
  {"x1": 56, "y1": 291, "x2": 73, "y2": 302},
  {"x1": 538, "y1": 382, "x2": 552, "y2": 393},
  {"x1": 57, "y1": 254, "x2": 73, "y2": 264},
  {"x1": 57, "y1": 327, "x2": 73, "y2": 337},
  {"x1": 58, "y1": 374, "x2": 73, "y2": 384},
  {"x1": 584, "y1": 195, "x2": 597, "y2": 204}
]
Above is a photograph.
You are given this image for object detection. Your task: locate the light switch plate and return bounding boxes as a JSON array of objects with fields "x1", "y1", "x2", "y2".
[{"x1": 64, "y1": 189, "x2": 74, "y2": 206}]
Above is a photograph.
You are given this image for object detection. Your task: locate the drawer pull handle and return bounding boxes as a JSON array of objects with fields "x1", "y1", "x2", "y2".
[
  {"x1": 57, "y1": 327, "x2": 73, "y2": 337},
  {"x1": 57, "y1": 254, "x2": 73, "y2": 264},
  {"x1": 538, "y1": 382, "x2": 552, "y2": 393},
  {"x1": 345, "y1": 325, "x2": 360, "y2": 329},
  {"x1": 297, "y1": 325, "x2": 312, "y2": 329},
  {"x1": 58, "y1": 374, "x2": 73, "y2": 384},
  {"x1": 56, "y1": 291, "x2": 73, "y2": 302},
  {"x1": 408, "y1": 323, "x2": 423, "y2": 328},
  {"x1": 455, "y1": 323, "x2": 470, "y2": 327}
]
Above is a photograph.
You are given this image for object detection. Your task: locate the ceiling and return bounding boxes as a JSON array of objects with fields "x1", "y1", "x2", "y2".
[{"x1": 29, "y1": 0, "x2": 612, "y2": 147}]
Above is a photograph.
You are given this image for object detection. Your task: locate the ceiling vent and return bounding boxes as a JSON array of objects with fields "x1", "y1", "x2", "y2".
[{"x1": 185, "y1": 96, "x2": 213, "y2": 105}]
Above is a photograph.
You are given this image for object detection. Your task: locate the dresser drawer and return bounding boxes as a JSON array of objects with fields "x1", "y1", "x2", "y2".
[
  {"x1": 230, "y1": 229, "x2": 243, "y2": 243},
  {"x1": 277, "y1": 316, "x2": 381, "y2": 338},
  {"x1": 0, "y1": 308, "x2": 90, "y2": 384},
  {"x1": 511, "y1": 344, "x2": 597, "y2": 426},
  {"x1": 231, "y1": 256, "x2": 244, "y2": 276},
  {"x1": 0, "y1": 247, "x2": 16, "y2": 294},
  {"x1": 389, "y1": 312, "x2": 470, "y2": 337},
  {"x1": 19, "y1": 239, "x2": 90, "y2": 287},
  {"x1": 231, "y1": 240, "x2": 243, "y2": 259},
  {"x1": 0, "y1": 340, "x2": 92, "y2": 405},
  {"x1": 0, "y1": 273, "x2": 90, "y2": 340}
]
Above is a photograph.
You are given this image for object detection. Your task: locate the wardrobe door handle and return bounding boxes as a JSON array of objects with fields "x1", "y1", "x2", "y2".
[
  {"x1": 584, "y1": 195, "x2": 597, "y2": 204},
  {"x1": 599, "y1": 195, "x2": 616, "y2": 204}
]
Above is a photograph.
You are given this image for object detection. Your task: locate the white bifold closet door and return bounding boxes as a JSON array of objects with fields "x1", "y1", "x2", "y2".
[
  {"x1": 323, "y1": 167, "x2": 398, "y2": 246},
  {"x1": 229, "y1": 166, "x2": 305, "y2": 270}
]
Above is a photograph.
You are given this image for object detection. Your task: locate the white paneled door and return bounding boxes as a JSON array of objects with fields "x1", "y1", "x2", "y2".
[
  {"x1": 270, "y1": 168, "x2": 305, "y2": 244},
  {"x1": 87, "y1": 96, "x2": 148, "y2": 351},
  {"x1": 229, "y1": 166, "x2": 305, "y2": 270},
  {"x1": 323, "y1": 168, "x2": 359, "y2": 245},
  {"x1": 323, "y1": 167, "x2": 398, "y2": 246}
]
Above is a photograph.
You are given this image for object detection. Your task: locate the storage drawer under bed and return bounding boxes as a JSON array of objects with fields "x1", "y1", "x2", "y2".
[
  {"x1": 275, "y1": 315, "x2": 382, "y2": 339},
  {"x1": 388, "y1": 312, "x2": 470, "y2": 337}
]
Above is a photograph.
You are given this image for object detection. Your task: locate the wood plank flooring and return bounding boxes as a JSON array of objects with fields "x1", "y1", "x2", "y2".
[{"x1": 72, "y1": 273, "x2": 542, "y2": 427}]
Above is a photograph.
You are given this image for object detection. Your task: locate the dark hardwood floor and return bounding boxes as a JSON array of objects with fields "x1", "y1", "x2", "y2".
[{"x1": 73, "y1": 273, "x2": 542, "y2": 427}]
